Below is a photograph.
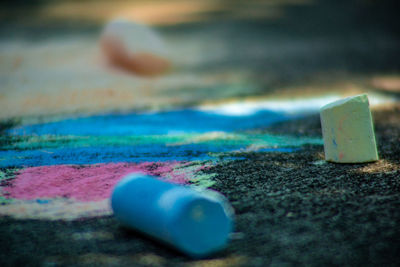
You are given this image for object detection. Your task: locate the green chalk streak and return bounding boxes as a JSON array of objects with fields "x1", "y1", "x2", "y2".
[
  {"x1": 161, "y1": 160, "x2": 218, "y2": 188},
  {"x1": 0, "y1": 169, "x2": 18, "y2": 181},
  {"x1": 170, "y1": 161, "x2": 217, "y2": 188},
  {"x1": 192, "y1": 133, "x2": 323, "y2": 147},
  {"x1": 0, "y1": 196, "x2": 13, "y2": 204},
  {"x1": 2, "y1": 135, "x2": 191, "y2": 150},
  {"x1": 190, "y1": 173, "x2": 217, "y2": 188},
  {"x1": 4, "y1": 133, "x2": 322, "y2": 150},
  {"x1": 0, "y1": 169, "x2": 18, "y2": 204}
]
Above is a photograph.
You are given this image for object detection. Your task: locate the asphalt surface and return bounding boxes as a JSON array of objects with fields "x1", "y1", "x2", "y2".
[{"x1": 1, "y1": 1, "x2": 399, "y2": 266}]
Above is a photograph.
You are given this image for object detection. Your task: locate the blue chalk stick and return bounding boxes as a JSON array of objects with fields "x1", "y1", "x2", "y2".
[{"x1": 111, "y1": 173, "x2": 234, "y2": 258}]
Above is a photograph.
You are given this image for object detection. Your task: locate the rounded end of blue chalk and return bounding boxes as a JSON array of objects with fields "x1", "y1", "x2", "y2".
[
  {"x1": 169, "y1": 190, "x2": 234, "y2": 258},
  {"x1": 110, "y1": 173, "x2": 234, "y2": 258}
]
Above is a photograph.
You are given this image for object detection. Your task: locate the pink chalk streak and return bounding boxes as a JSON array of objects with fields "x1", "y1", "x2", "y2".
[{"x1": 4, "y1": 162, "x2": 186, "y2": 202}]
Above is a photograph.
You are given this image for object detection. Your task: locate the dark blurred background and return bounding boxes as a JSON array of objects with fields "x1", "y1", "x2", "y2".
[{"x1": 0, "y1": 0, "x2": 399, "y2": 118}]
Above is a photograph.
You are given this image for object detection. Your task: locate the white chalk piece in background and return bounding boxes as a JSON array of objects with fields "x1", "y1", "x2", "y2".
[
  {"x1": 320, "y1": 94, "x2": 379, "y2": 163},
  {"x1": 100, "y1": 19, "x2": 170, "y2": 76},
  {"x1": 111, "y1": 174, "x2": 234, "y2": 258}
]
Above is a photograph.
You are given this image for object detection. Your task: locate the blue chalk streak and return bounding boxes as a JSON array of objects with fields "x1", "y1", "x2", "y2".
[
  {"x1": 36, "y1": 199, "x2": 51, "y2": 204},
  {"x1": 332, "y1": 139, "x2": 337, "y2": 147},
  {"x1": 0, "y1": 145, "x2": 297, "y2": 167},
  {"x1": 1, "y1": 109, "x2": 312, "y2": 167},
  {"x1": 9, "y1": 109, "x2": 299, "y2": 136}
]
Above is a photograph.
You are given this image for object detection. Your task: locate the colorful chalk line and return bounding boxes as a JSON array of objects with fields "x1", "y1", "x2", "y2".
[{"x1": 0, "y1": 106, "x2": 323, "y2": 220}]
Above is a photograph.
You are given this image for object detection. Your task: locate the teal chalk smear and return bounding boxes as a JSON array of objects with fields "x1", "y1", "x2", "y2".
[
  {"x1": 5, "y1": 133, "x2": 322, "y2": 150},
  {"x1": 0, "y1": 133, "x2": 323, "y2": 168},
  {"x1": 0, "y1": 133, "x2": 322, "y2": 167},
  {"x1": 3, "y1": 135, "x2": 197, "y2": 150}
]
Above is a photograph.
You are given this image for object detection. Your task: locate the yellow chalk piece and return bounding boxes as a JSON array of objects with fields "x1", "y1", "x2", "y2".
[{"x1": 320, "y1": 94, "x2": 378, "y2": 163}]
